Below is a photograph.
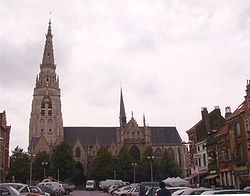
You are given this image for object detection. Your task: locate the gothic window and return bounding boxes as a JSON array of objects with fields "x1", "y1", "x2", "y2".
[
  {"x1": 75, "y1": 147, "x2": 81, "y2": 158},
  {"x1": 167, "y1": 148, "x2": 174, "y2": 160},
  {"x1": 41, "y1": 96, "x2": 52, "y2": 116},
  {"x1": 41, "y1": 101, "x2": 45, "y2": 116},
  {"x1": 129, "y1": 145, "x2": 140, "y2": 161},
  {"x1": 154, "y1": 148, "x2": 163, "y2": 158},
  {"x1": 48, "y1": 102, "x2": 52, "y2": 116}
]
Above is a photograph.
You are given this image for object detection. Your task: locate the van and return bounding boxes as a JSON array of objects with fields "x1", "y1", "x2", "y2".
[{"x1": 86, "y1": 180, "x2": 96, "y2": 191}]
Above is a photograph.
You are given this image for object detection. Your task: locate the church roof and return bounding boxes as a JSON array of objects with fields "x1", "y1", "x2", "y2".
[
  {"x1": 64, "y1": 126, "x2": 182, "y2": 147},
  {"x1": 151, "y1": 126, "x2": 182, "y2": 145},
  {"x1": 64, "y1": 127, "x2": 117, "y2": 146}
]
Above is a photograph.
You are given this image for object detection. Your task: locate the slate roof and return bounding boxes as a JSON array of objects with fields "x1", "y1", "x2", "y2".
[
  {"x1": 151, "y1": 126, "x2": 182, "y2": 145},
  {"x1": 64, "y1": 127, "x2": 117, "y2": 146},
  {"x1": 64, "y1": 126, "x2": 182, "y2": 147}
]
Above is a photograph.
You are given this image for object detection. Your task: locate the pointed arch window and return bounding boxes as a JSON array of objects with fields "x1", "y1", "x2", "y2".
[
  {"x1": 41, "y1": 96, "x2": 52, "y2": 116},
  {"x1": 75, "y1": 147, "x2": 81, "y2": 158}
]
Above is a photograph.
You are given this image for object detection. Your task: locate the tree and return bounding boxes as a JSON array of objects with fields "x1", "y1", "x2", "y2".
[
  {"x1": 136, "y1": 146, "x2": 153, "y2": 182},
  {"x1": 88, "y1": 147, "x2": 114, "y2": 181},
  {"x1": 32, "y1": 151, "x2": 50, "y2": 181},
  {"x1": 116, "y1": 146, "x2": 133, "y2": 182},
  {"x1": 156, "y1": 150, "x2": 182, "y2": 180},
  {"x1": 71, "y1": 161, "x2": 86, "y2": 187},
  {"x1": 50, "y1": 140, "x2": 74, "y2": 181},
  {"x1": 7, "y1": 146, "x2": 30, "y2": 183}
]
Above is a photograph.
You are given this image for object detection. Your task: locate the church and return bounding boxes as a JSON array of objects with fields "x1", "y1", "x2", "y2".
[{"x1": 28, "y1": 21, "x2": 188, "y2": 176}]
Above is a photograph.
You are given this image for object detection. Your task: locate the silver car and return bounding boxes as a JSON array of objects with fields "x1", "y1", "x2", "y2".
[{"x1": 0, "y1": 184, "x2": 21, "y2": 196}]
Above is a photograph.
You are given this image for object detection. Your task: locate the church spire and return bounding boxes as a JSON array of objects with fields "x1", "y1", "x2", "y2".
[
  {"x1": 41, "y1": 19, "x2": 55, "y2": 69},
  {"x1": 119, "y1": 88, "x2": 126, "y2": 127}
]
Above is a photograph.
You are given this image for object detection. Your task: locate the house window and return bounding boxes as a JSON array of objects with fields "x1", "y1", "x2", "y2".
[
  {"x1": 198, "y1": 158, "x2": 201, "y2": 167},
  {"x1": 203, "y1": 154, "x2": 206, "y2": 166},
  {"x1": 237, "y1": 143, "x2": 243, "y2": 162},
  {"x1": 197, "y1": 146, "x2": 200, "y2": 152},
  {"x1": 235, "y1": 122, "x2": 241, "y2": 137}
]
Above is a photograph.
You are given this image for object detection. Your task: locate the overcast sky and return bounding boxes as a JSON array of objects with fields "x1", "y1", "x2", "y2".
[{"x1": 1, "y1": 0, "x2": 250, "y2": 152}]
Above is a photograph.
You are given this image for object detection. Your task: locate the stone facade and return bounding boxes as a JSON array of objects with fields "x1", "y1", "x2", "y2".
[{"x1": 29, "y1": 20, "x2": 63, "y2": 154}]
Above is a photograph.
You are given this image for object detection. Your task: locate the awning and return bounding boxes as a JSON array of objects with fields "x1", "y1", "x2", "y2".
[
  {"x1": 185, "y1": 173, "x2": 199, "y2": 180},
  {"x1": 204, "y1": 174, "x2": 219, "y2": 180}
]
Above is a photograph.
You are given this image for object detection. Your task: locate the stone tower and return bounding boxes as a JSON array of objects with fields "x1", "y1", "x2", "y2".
[{"x1": 29, "y1": 20, "x2": 63, "y2": 153}]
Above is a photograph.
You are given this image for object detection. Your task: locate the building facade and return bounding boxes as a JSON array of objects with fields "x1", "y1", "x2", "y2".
[
  {"x1": 226, "y1": 81, "x2": 250, "y2": 188},
  {"x1": 28, "y1": 21, "x2": 188, "y2": 177},
  {"x1": 0, "y1": 110, "x2": 11, "y2": 182},
  {"x1": 186, "y1": 81, "x2": 250, "y2": 188}
]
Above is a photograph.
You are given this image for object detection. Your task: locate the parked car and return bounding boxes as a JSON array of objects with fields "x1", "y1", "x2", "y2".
[
  {"x1": 2, "y1": 183, "x2": 31, "y2": 196},
  {"x1": 243, "y1": 186, "x2": 250, "y2": 192},
  {"x1": 0, "y1": 184, "x2": 21, "y2": 196},
  {"x1": 85, "y1": 180, "x2": 96, "y2": 191},
  {"x1": 201, "y1": 189, "x2": 249, "y2": 194},
  {"x1": 30, "y1": 186, "x2": 48, "y2": 196},
  {"x1": 172, "y1": 187, "x2": 213, "y2": 195},
  {"x1": 145, "y1": 186, "x2": 159, "y2": 196},
  {"x1": 37, "y1": 184, "x2": 57, "y2": 196},
  {"x1": 139, "y1": 182, "x2": 159, "y2": 196},
  {"x1": 40, "y1": 178, "x2": 75, "y2": 194},
  {"x1": 38, "y1": 182, "x2": 64, "y2": 195},
  {"x1": 127, "y1": 186, "x2": 140, "y2": 196},
  {"x1": 113, "y1": 185, "x2": 133, "y2": 196}
]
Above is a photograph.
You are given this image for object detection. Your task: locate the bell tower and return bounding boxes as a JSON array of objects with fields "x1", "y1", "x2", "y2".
[{"x1": 29, "y1": 20, "x2": 63, "y2": 152}]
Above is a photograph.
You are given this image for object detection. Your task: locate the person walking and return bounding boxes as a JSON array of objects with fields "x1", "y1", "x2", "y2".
[{"x1": 157, "y1": 181, "x2": 171, "y2": 196}]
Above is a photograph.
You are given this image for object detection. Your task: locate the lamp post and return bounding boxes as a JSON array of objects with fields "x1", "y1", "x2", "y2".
[
  {"x1": 42, "y1": 161, "x2": 48, "y2": 179},
  {"x1": 131, "y1": 162, "x2": 138, "y2": 183},
  {"x1": 147, "y1": 155, "x2": 155, "y2": 182},
  {"x1": 29, "y1": 153, "x2": 36, "y2": 186}
]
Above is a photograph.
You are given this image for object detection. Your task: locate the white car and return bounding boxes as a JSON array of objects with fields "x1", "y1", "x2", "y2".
[
  {"x1": 201, "y1": 189, "x2": 249, "y2": 194},
  {"x1": 243, "y1": 186, "x2": 250, "y2": 192},
  {"x1": 38, "y1": 182, "x2": 65, "y2": 194},
  {"x1": 113, "y1": 185, "x2": 133, "y2": 196},
  {"x1": 172, "y1": 187, "x2": 213, "y2": 195}
]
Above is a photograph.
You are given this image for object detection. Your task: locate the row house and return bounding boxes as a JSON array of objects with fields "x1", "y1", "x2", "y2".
[
  {"x1": 226, "y1": 80, "x2": 250, "y2": 188},
  {"x1": 0, "y1": 110, "x2": 11, "y2": 182},
  {"x1": 186, "y1": 81, "x2": 250, "y2": 189},
  {"x1": 186, "y1": 106, "x2": 226, "y2": 187}
]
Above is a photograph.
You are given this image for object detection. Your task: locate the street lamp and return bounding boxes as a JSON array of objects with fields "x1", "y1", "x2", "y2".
[
  {"x1": 147, "y1": 155, "x2": 155, "y2": 182},
  {"x1": 29, "y1": 153, "x2": 36, "y2": 186},
  {"x1": 131, "y1": 162, "x2": 138, "y2": 183},
  {"x1": 42, "y1": 161, "x2": 48, "y2": 179}
]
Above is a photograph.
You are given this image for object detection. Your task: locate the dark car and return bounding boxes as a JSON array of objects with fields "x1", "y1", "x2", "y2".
[{"x1": 139, "y1": 182, "x2": 159, "y2": 196}]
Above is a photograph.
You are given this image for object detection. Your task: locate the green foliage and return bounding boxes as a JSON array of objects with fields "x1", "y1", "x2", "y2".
[
  {"x1": 50, "y1": 140, "x2": 74, "y2": 181},
  {"x1": 32, "y1": 151, "x2": 50, "y2": 181},
  {"x1": 88, "y1": 147, "x2": 114, "y2": 181},
  {"x1": 155, "y1": 150, "x2": 182, "y2": 180},
  {"x1": 71, "y1": 161, "x2": 86, "y2": 187},
  {"x1": 7, "y1": 146, "x2": 30, "y2": 183},
  {"x1": 136, "y1": 146, "x2": 153, "y2": 182},
  {"x1": 116, "y1": 146, "x2": 133, "y2": 182}
]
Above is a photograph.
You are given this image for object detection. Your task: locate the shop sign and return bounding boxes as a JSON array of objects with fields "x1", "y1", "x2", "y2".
[{"x1": 209, "y1": 170, "x2": 216, "y2": 174}]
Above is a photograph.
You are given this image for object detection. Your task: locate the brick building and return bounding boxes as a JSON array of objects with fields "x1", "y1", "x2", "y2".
[{"x1": 0, "y1": 110, "x2": 11, "y2": 182}]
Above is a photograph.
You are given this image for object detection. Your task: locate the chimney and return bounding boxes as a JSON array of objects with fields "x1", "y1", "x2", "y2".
[
  {"x1": 201, "y1": 107, "x2": 210, "y2": 133},
  {"x1": 201, "y1": 107, "x2": 208, "y2": 120},
  {"x1": 225, "y1": 106, "x2": 232, "y2": 119}
]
